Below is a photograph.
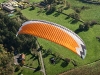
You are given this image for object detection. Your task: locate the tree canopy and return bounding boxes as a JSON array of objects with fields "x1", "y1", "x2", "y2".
[{"x1": 0, "y1": 11, "x2": 36, "y2": 54}]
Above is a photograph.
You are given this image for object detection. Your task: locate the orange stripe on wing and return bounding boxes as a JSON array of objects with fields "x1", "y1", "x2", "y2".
[{"x1": 18, "y1": 23, "x2": 79, "y2": 54}]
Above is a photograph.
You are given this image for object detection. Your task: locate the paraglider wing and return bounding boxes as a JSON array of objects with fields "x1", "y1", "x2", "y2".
[{"x1": 16, "y1": 20, "x2": 86, "y2": 59}]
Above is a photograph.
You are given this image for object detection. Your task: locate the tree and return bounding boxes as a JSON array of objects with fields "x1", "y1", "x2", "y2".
[
  {"x1": 79, "y1": 24, "x2": 84, "y2": 30},
  {"x1": 96, "y1": 36, "x2": 100, "y2": 41},
  {"x1": 64, "y1": 1, "x2": 70, "y2": 10},
  {"x1": 46, "y1": 4, "x2": 56, "y2": 15},
  {"x1": 0, "y1": 10, "x2": 36, "y2": 56},
  {"x1": 0, "y1": 44, "x2": 14, "y2": 75},
  {"x1": 64, "y1": 58, "x2": 70, "y2": 63},
  {"x1": 83, "y1": 21, "x2": 90, "y2": 31},
  {"x1": 46, "y1": 48, "x2": 52, "y2": 55},
  {"x1": 47, "y1": 0, "x2": 55, "y2": 4},
  {"x1": 30, "y1": 3, "x2": 36, "y2": 10},
  {"x1": 44, "y1": 0, "x2": 47, "y2": 3},
  {"x1": 16, "y1": 10, "x2": 22, "y2": 15},
  {"x1": 90, "y1": 20, "x2": 97, "y2": 26}
]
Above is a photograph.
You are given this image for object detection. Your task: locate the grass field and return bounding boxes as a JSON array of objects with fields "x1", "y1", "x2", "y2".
[
  {"x1": 0, "y1": 0, "x2": 5, "y2": 3},
  {"x1": 0, "y1": 0, "x2": 100, "y2": 75},
  {"x1": 25, "y1": 54, "x2": 39, "y2": 68},
  {"x1": 60, "y1": 60, "x2": 100, "y2": 75},
  {"x1": 21, "y1": 1, "x2": 100, "y2": 74},
  {"x1": 3, "y1": 0, "x2": 100, "y2": 74},
  {"x1": 14, "y1": 67, "x2": 43, "y2": 75},
  {"x1": 67, "y1": 0, "x2": 100, "y2": 22}
]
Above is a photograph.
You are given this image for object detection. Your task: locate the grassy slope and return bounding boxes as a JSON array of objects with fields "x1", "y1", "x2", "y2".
[
  {"x1": 14, "y1": 67, "x2": 43, "y2": 75},
  {"x1": 25, "y1": 54, "x2": 39, "y2": 68},
  {"x1": 67, "y1": 0, "x2": 100, "y2": 22},
  {"x1": 60, "y1": 60, "x2": 100, "y2": 75},
  {"x1": 0, "y1": 0, "x2": 100, "y2": 75},
  {"x1": 0, "y1": 0, "x2": 5, "y2": 3},
  {"x1": 21, "y1": 6, "x2": 100, "y2": 74},
  {"x1": 21, "y1": 1, "x2": 100, "y2": 75}
]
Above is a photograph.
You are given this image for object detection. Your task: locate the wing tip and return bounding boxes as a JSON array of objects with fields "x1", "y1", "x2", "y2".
[{"x1": 79, "y1": 48, "x2": 86, "y2": 59}]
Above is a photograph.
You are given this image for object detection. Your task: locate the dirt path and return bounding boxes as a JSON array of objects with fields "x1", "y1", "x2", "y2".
[
  {"x1": 39, "y1": 51, "x2": 46, "y2": 75},
  {"x1": 36, "y1": 41, "x2": 46, "y2": 75}
]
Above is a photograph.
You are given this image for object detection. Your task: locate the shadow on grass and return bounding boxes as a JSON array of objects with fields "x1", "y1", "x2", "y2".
[
  {"x1": 65, "y1": 16, "x2": 70, "y2": 20},
  {"x1": 79, "y1": 0, "x2": 100, "y2": 5},
  {"x1": 53, "y1": 12, "x2": 60, "y2": 17},
  {"x1": 18, "y1": 72, "x2": 22, "y2": 75},
  {"x1": 98, "y1": 39, "x2": 100, "y2": 42},
  {"x1": 33, "y1": 66, "x2": 41, "y2": 72},
  {"x1": 74, "y1": 29, "x2": 83, "y2": 34},
  {"x1": 29, "y1": 54, "x2": 37, "y2": 59},
  {"x1": 46, "y1": 11, "x2": 54, "y2": 15},
  {"x1": 33, "y1": 56, "x2": 38, "y2": 61},
  {"x1": 61, "y1": 61, "x2": 69, "y2": 68},
  {"x1": 71, "y1": 20, "x2": 78, "y2": 24},
  {"x1": 29, "y1": 8, "x2": 34, "y2": 11}
]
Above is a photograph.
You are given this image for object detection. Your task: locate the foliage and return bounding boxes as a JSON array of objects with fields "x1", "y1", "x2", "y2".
[
  {"x1": 73, "y1": 7, "x2": 81, "y2": 13},
  {"x1": 0, "y1": 44, "x2": 14, "y2": 75},
  {"x1": 64, "y1": 58, "x2": 70, "y2": 63},
  {"x1": 45, "y1": 4, "x2": 56, "y2": 15},
  {"x1": 0, "y1": 10, "x2": 36, "y2": 54},
  {"x1": 96, "y1": 36, "x2": 100, "y2": 42},
  {"x1": 61, "y1": 60, "x2": 100, "y2": 75},
  {"x1": 64, "y1": 1, "x2": 71, "y2": 10}
]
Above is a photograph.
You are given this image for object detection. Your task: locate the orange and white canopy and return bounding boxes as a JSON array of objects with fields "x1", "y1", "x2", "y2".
[{"x1": 16, "y1": 20, "x2": 86, "y2": 59}]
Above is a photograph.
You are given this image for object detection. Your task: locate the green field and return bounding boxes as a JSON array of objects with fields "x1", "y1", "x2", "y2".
[
  {"x1": 67, "y1": 0, "x2": 100, "y2": 22},
  {"x1": 0, "y1": 0, "x2": 5, "y2": 3},
  {"x1": 14, "y1": 67, "x2": 43, "y2": 75},
  {"x1": 21, "y1": 0, "x2": 100, "y2": 75},
  {"x1": 60, "y1": 60, "x2": 100, "y2": 75},
  {"x1": 0, "y1": 0, "x2": 100, "y2": 75},
  {"x1": 25, "y1": 54, "x2": 39, "y2": 68}
]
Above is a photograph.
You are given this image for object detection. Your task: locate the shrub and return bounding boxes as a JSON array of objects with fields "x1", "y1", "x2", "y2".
[
  {"x1": 64, "y1": 2, "x2": 71, "y2": 10},
  {"x1": 79, "y1": 24, "x2": 84, "y2": 30},
  {"x1": 69, "y1": 13, "x2": 80, "y2": 21},
  {"x1": 96, "y1": 36, "x2": 100, "y2": 41},
  {"x1": 64, "y1": 58, "x2": 70, "y2": 63},
  {"x1": 83, "y1": 21, "x2": 91, "y2": 31},
  {"x1": 47, "y1": 49, "x2": 52, "y2": 55},
  {"x1": 75, "y1": 8, "x2": 81, "y2": 13},
  {"x1": 90, "y1": 20, "x2": 97, "y2": 26}
]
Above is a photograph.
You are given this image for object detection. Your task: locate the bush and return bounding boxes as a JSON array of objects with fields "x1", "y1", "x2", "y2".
[
  {"x1": 69, "y1": 13, "x2": 80, "y2": 20},
  {"x1": 47, "y1": 49, "x2": 52, "y2": 55},
  {"x1": 96, "y1": 36, "x2": 100, "y2": 41},
  {"x1": 79, "y1": 24, "x2": 84, "y2": 30},
  {"x1": 83, "y1": 21, "x2": 91, "y2": 31},
  {"x1": 75, "y1": 8, "x2": 81, "y2": 13},
  {"x1": 90, "y1": 20, "x2": 97, "y2": 26},
  {"x1": 31, "y1": 5, "x2": 35, "y2": 10},
  {"x1": 64, "y1": 58, "x2": 70, "y2": 63}
]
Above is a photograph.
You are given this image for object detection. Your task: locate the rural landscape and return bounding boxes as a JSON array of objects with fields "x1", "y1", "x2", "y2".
[{"x1": 0, "y1": 0, "x2": 100, "y2": 75}]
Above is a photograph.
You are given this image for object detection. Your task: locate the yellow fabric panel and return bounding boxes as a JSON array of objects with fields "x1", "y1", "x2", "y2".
[{"x1": 18, "y1": 23, "x2": 79, "y2": 54}]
